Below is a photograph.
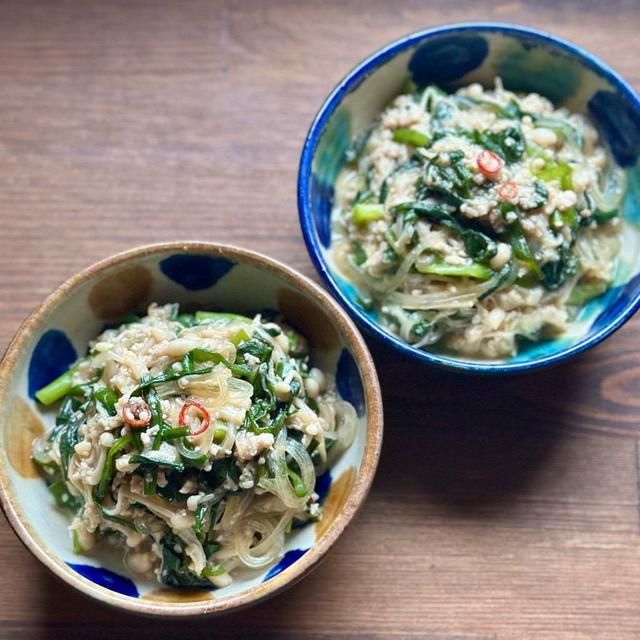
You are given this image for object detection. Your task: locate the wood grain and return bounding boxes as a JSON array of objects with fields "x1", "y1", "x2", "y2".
[{"x1": 1, "y1": 1, "x2": 640, "y2": 638}]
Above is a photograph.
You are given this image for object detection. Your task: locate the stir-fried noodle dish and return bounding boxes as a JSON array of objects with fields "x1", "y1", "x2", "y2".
[
  {"x1": 33, "y1": 304, "x2": 356, "y2": 588},
  {"x1": 332, "y1": 79, "x2": 626, "y2": 358}
]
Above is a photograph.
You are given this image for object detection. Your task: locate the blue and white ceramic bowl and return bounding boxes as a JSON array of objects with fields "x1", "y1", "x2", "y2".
[
  {"x1": 298, "y1": 23, "x2": 640, "y2": 373},
  {"x1": 0, "y1": 243, "x2": 383, "y2": 616}
]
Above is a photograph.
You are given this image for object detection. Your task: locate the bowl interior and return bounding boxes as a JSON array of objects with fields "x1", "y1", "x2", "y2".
[
  {"x1": 0, "y1": 244, "x2": 379, "y2": 613},
  {"x1": 301, "y1": 24, "x2": 640, "y2": 371}
]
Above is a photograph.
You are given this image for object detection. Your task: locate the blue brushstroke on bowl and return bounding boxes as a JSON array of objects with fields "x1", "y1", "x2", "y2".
[
  {"x1": 160, "y1": 254, "x2": 235, "y2": 291},
  {"x1": 409, "y1": 33, "x2": 488, "y2": 87},
  {"x1": 590, "y1": 273, "x2": 640, "y2": 331},
  {"x1": 588, "y1": 91, "x2": 640, "y2": 167},
  {"x1": 68, "y1": 563, "x2": 139, "y2": 598},
  {"x1": 511, "y1": 337, "x2": 573, "y2": 364},
  {"x1": 310, "y1": 175, "x2": 333, "y2": 248},
  {"x1": 314, "y1": 107, "x2": 350, "y2": 186},
  {"x1": 334, "y1": 275, "x2": 380, "y2": 322},
  {"x1": 623, "y1": 164, "x2": 640, "y2": 226},
  {"x1": 492, "y1": 39, "x2": 579, "y2": 104},
  {"x1": 336, "y1": 349, "x2": 365, "y2": 416},
  {"x1": 256, "y1": 307, "x2": 281, "y2": 322},
  {"x1": 315, "y1": 470, "x2": 332, "y2": 502},
  {"x1": 262, "y1": 548, "x2": 308, "y2": 582},
  {"x1": 28, "y1": 330, "x2": 77, "y2": 399},
  {"x1": 298, "y1": 23, "x2": 640, "y2": 373}
]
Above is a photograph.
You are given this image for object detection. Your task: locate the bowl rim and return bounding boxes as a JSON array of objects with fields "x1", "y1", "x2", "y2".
[
  {"x1": 0, "y1": 241, "x2": 384, "y2": 616},
  {"x1": 297, "y1": 21, "x2": 640, "y2": 374}
]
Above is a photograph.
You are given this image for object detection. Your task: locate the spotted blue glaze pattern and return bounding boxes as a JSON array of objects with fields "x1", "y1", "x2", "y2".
[
  {"x1": 409, "y1": 33, "x2": 488, "y2": 87},
  {"x1": 336, "y1": 349, "x2": 365, "y2": 416},
  {"x1": 68, "y1": 563, "x2": 139, "y2": 598},
  {"x1": 298, "y1": 23, "x2": 640, "y2": 373},
  {"x1": 28, "y1": 330, "x2": 77, "y2": 399},
  {"x1": 263, "y1": 548, "x2": 308, "y2": 582},
  {"x1": 160, "y1": 254, "x2": 235, "y2": 291}
]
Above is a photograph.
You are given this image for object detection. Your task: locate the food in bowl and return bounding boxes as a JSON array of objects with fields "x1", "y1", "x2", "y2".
[
  {"x1": 32, "y1": 303, "x2": 356, "y2": 589},
  {"x1": 331, "y1": 79, "x2": 626, "y2": 359}
]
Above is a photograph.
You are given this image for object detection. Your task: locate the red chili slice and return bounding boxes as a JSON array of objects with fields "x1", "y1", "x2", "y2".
[
  {"x1": 179, "y1": 401, "x2": 210, "y2": 436},
  {"x1": 123, "y1": 397, "x2": 151, "y2": 428},
  {"x1": 476, "y1": 150, "x2": 504, "y2": 179},
  {"x1": 498, "y1": 181, "x2": 518, "y2": 200}
]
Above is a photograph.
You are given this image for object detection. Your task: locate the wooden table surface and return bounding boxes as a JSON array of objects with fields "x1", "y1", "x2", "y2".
[{"x1": 1, "y1": 1, "x2": 640, "y2": 638}]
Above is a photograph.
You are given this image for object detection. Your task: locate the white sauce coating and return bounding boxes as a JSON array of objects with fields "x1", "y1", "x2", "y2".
[
  {"x1": 33, "y1": 304, "x2": 356, "y2": 587},
  {"x1": 332, "y1": 79, "x2": 625, "y2": 358}
]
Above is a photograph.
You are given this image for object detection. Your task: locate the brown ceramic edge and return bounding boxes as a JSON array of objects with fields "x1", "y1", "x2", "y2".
[{"x1": 0, "y1": 241, "x2": 384, "y2": 617}]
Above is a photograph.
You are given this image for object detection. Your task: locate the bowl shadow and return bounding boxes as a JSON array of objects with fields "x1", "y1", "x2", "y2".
[{"x1": 369, "y1": 338, "x2": 591, "y2": 512}]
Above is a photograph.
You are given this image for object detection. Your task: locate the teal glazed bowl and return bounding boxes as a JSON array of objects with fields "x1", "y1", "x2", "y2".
[
  {"x1": 298, "y1": 23, "x2": 640, "y2": 373},
  {"x1": 0, "y1": 243, "x2": 383, "y2": 616}
]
